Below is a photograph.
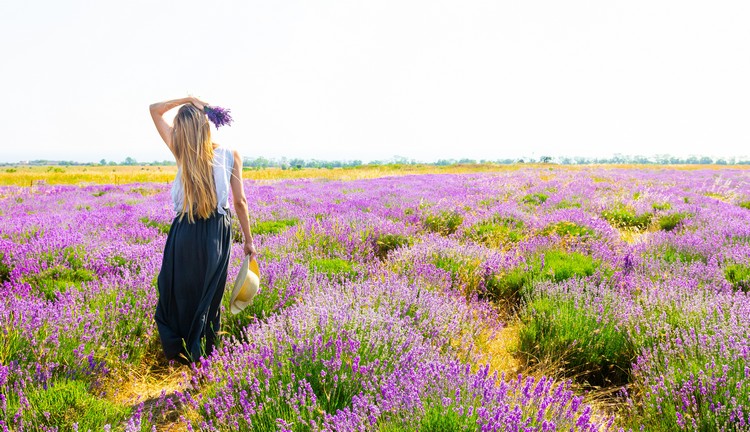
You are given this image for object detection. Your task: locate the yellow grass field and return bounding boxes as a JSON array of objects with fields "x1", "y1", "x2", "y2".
[
  {"x1": 1, "y1": 163, "x2": 747, "y2": 186},
  {"x1": 0, "y1": 164, "x2": 516, "y2": 186}
]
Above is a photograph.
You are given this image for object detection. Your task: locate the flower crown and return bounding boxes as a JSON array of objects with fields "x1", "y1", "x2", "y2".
[{"x1": 204, "y1": 105, "x2": 234, "y2": 128}]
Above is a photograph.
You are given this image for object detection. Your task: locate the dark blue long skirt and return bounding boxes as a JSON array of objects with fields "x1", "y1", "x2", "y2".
[{"x1": 155, "y1": 210, "x2": 231, "y2": 363}]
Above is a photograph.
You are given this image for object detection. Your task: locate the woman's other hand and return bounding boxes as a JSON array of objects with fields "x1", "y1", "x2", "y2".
[{"x1": 244, "y1": 241, "x2": 257, "y2": 261}]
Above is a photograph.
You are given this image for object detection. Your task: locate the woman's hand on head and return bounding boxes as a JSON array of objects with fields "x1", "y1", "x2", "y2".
[{"x1": 189, "y1": 96, "x2": 208, "y2": 112}]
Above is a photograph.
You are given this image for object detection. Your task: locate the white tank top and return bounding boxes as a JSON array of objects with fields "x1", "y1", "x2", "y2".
[{"x1": 171, "y1": 146, "x2": 234, "y2": 216}]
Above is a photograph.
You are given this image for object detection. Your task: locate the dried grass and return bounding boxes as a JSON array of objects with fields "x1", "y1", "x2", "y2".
[
  {"x1": 618, "y1": 228, "x2": 653, "y2": 244},
  {"x1": 99, "y1": 349, "x2": 195, "y2": 431},
  {"x1": 475, "y1": 321, "x2": 524, "y2": 377}
]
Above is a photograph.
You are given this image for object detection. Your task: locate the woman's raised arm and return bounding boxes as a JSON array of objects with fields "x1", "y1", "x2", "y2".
[{"x1": 149, "y1": 96, "x2": 207, "y2": 154}]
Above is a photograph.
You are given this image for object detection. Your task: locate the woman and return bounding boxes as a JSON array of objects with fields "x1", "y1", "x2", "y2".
[{"x1": 149, "y1": 96, "x2": 257, "y2": 364}]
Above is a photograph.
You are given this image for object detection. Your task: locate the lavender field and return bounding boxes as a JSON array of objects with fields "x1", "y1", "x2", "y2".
[{"x1": 2, "y1": 167, "x2": 750, "y2": 431}]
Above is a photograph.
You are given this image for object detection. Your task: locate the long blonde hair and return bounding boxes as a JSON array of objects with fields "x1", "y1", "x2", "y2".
[{"x1": 172, "y1": 104, "x2": 217, "y2": 223}]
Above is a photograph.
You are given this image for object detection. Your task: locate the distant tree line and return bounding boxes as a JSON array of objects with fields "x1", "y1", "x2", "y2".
[
  {"x1": 240, "y1": 153, "x2": 750, "y2": 168},
  {"x1": 550, "y1": 153, "x2": 747, "y2": 165},
  {"x1": 4, "y1": 158, "x2": 177, "y2": 167},
  {"x1": 243, "y1": 157, "x2": 365, "y2": 170},
  {"x1": 4, "y1": 154, "x2": 750, "y2": 167},
  {"x1": 95, "y1": 158, "x2": 177, "y2": 166}
]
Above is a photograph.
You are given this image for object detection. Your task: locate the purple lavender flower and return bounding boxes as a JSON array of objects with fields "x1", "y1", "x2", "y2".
[{"x1": 204, "y1": 105, "x2": 233, "y2": 128}]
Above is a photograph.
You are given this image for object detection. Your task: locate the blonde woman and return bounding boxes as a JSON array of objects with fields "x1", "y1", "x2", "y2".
[{"x1": 149, "y1": 96, "x2": 257, "y2": 364}]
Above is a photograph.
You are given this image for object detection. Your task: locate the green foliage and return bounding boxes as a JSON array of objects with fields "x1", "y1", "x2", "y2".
[
  {"x1": 518, "y1": 296, "x2": 635, "y2": 386},
  {"x1": 105, "y1": 255, "x2": 139, "y2": 275},
  {"x1": 660, "y1": 245, "x2": 707, "y2": 265},
  {"x1": 538, "y1": 250, "x2": 599, "y2": 283},
  {"x1": 38, "y1": 246, "x2": 88, "y2": 269},
  {"x1": 423, "y1": 210, "x2": 463, "y2": 235},
  {"x1": 341, "y1": 187, "x2": 364, "y2": 194},
  {"x1": 0, "y1": 312, "x2": 30, "y2": 364},
  {"x1": 485, "y1": 266, "x2": 530, "y2": 303},
  {"x1": 129, "y1": 187, "x2": 160, "y2": 197},
  {"x1": 728, "y1": 235, "x2": 750, "y2": 246},
  {"x1": 431, "y1": 255, "x2": 464, "y2": 276},
  {"x1": 421, "y1": 406, "x2": 474, "y2": 429},
  {"x1": 309, "y1": 257, "x2": 358, "y2": 280},
  {"x1": 466, "y1": 216, "x2": 524, "y2": 248},
  {"x1": 478, "y1": 198, "x2": 498, "y2": 207},
  {"x1": 658, "y1": 212, "x2": 689, "y2": 231},
  {"x1": 485, "y1": 250, "x2": 601, "y2": 304},
  {"x1": 601, "y1": 205, "x2": 652, "y2": 230},
  {"x1": 253, "y1": 218, "x2": 298, "y2": 235},
  {"x1": 24, "y1": 265, "x2": 96, "y2": 301},
  {"x1": 139, "y1": 216, "x2": 171, "y2": 235},
  {"x1": 0, "y1": 252, "x2": 11, "y2": 283},
  {"x1": 554, "y1": 199, "x2": 581, "y2": 209},
  {"x1": 15, "y1": 226, "x2": 43, "y2": 242},
  {"x1": 738, "y1": 201, "x2": 750, "y2": 210},
  {"x1": 222, "y1": 290, "x2": 272, "y2": 334},
  {"x1": 374, "y1": 233, "x2": 411, "y2": 260},
  {"x1": 235, "y1": 217, "x2": 298, "y2": 244},
  {"x1": 291, "y1": 353, "x2": 367, "y2": 416},
  {"x1": 651, "y1": 202, "x2": 671, "y2": 211},
  {"x1": 432, "y1": 255, "x2": 483, "y2": 296},
  {"x1": 62, "y1": 246, "x2": 87, "y2": 270},
  {"x1": 85, "y1": 289, "x2": 153, "y2": 366},
  {"x1": 231, "y1": 218, "x2": 245, "y2": 243},
  {"x1": 725, "y1": 263, "x2": 750, "y2": 292},
  {"x1": 497, "y1": 215, "x2": 525, "y2": 229},
  {"x1": 703, "y1": 192, "x2": 727, "y2": 201},
  {"x1": 540, "y1": 221, "x2": 594, "y2": 238},
  {"x1": 522, "y1": 193, "x2": 548, "y2": 205},
  {"x1": 291, "y1": 227, "x2": 353, "y2": 261},
  {"x1": 24, "y1": 379, "x2": 130, "y2": 431}
]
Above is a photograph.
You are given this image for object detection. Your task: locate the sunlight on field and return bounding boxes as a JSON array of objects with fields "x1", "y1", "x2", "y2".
[{"x1": 2, "y1": 163, "x2": 746, "y2": 186}]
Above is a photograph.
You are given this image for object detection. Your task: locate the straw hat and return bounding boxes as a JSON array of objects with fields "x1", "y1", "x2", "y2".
[{"x1": 229, "y1": 255, "x2": 261, "y2": 315}]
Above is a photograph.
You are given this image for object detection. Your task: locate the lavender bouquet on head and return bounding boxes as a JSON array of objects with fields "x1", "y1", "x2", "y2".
[{"x1": 204, "y1": 105, "x2": 233, "y2": 128}]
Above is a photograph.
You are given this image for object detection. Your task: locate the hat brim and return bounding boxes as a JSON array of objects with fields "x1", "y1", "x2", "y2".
[{"x1": 229, "y1": 256, "x2": 261, "y2": 315}]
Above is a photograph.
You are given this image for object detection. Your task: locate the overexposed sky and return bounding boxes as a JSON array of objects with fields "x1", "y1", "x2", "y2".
[{"x1": 1, "y1": 0, "x2": 749, "y2": 163}]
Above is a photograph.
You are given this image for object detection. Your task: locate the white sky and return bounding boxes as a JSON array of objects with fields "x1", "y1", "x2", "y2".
[{"x1": 1, "y1": 0, "x2": 749, "y2": 163}]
